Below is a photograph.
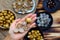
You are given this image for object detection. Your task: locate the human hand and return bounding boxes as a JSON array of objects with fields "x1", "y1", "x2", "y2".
[{"x1": 9, "y1": 13, "x2": 36, "y2": 40}]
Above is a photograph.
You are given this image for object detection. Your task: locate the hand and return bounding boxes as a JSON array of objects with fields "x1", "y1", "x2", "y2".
[{"x1": 9, "y1": 13, "x2": 36, "y2": 40}]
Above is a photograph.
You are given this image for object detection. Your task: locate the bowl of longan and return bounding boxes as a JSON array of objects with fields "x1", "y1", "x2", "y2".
[
  {"x1": 0, "y1": 10, "x2": 16, "y2": 29},
  {"x1": 24, "y1": 27, "x2": 44, "y2": 40}
]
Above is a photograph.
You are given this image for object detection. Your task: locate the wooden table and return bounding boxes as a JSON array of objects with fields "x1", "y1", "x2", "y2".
[{"x1": 0, "y1": 0, "x2": 60, "y2": 40}]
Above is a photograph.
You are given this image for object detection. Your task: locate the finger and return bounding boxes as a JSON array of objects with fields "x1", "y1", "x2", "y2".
[
  {"x1": 31, "y1": 17, "x2": 36, "y2": 23},
  {"x1": 12, "y1": 18, "x2": 21, "y2": 25},
  {"x1": 10, "y1": 23, "x2": 36, "y2": 38},
  {"x1": 21, "y1": 31, "x2": 28, "y2": 37},
  {"x1": 9, "y1": 23, "x2": 36, "y2": 39},
  {"x1": 15, "y1": 18, "x2": 21, "y2": 23},
  {"x1": 21, "y1": 13, "x2": 33, "y2": 22},
  {"x1": 11, "y1": 31, "x2": 28, "y2": 39},
  {"x1": 30, "y1": 14, "x2": 36, "y2": 19},
  {"x1": 30, "y1": 23, "x2": 36, "y2": 28},
  {"x1": 10, "y1": 18, "x2": 21, "y2": 29},
  {"x1": 11, "y1": 18, "x2": 21, "y2": 26}
]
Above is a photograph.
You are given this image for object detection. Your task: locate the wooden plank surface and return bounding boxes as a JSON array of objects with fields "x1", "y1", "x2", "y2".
[{"x1": 0, "y1": 0, "x2": 60, "y2": 40}]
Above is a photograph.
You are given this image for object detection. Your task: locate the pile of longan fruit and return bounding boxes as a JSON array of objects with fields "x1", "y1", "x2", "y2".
[
  {"x1": 27, "y1": 30, "x2": 43, "y2": 40},
  {"x1": 0, "y1": 10, "x2": 15, "y2": 29}
]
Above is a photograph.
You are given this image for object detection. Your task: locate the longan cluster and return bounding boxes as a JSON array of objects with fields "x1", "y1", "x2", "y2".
[
  {"x1": 0, "y1": 10, "x2": 15, "y2": 29},
  {"x1": 27, "y1": 30, "x2": 43, "y2": 40}
]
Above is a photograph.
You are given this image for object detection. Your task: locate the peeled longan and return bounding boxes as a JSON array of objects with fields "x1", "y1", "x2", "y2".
[{"x1": 15, "y1": 9, "x2": 18, "y2": 12}]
